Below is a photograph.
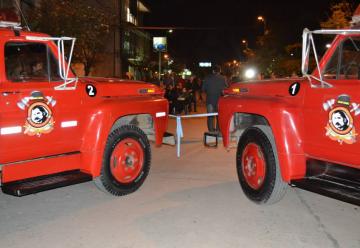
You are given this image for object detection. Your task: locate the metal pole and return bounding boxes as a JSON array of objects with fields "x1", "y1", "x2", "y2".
[
  {"x1": 118, "y1": 0, "x2": 123, "y2": 78},
  {"x1": 169, "y1": 113, "x2": 218, "y2": 158},
  {"x1": 176, "y1": 116, "x2": 181, "y2": 157},
  {"x1": 263, "y1": 19, "x2": 267, "y2": 35},
  {"x1": 158, "y1": 51, "x2": 162, "y2": 80},
  {"x1": 113, "y1": 0, "x2": 122, "y2": 77}
]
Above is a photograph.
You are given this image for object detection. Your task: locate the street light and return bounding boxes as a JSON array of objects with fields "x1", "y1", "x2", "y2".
[
  {"x1": 245, "y1": 68, "x2": 256, "y2": 79},
  {"x1": 257, "y1": 16, "x2": 267, "y2": 35},
  {"x1": 242, "y1": 39, "x2": 248, "y2": 49}
]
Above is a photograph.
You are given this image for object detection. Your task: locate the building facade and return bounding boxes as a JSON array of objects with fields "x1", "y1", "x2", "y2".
[{"x1": 90, "y1": 0, "x2": 152, "y2": 80}]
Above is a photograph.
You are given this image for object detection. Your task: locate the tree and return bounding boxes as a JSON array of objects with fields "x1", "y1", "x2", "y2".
[
  {"x1": 321, "y1": 1, "x2": 354, "y2": 29},
  {"x1": 30, "y1": 0, "x2": 112, "y2": 76},
  {"x1": 247, "y1": 35, "x2": 303, "y2": 78},
  {"x1": 247, "y1": 31, "x2": 284, "y2": 77}
]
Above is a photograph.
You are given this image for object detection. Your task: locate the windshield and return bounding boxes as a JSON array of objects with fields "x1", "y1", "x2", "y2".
[
  {"x1": 323, "y1": 36, "x2": 360, "y2": 80},
  {"x1": 302, "y1": 29, "x2": 360, "y2": 87}
]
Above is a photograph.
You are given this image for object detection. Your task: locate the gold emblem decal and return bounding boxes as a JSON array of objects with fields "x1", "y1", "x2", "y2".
[
  {"x1": 323, "y1": 94, "x2": 359, "y2": 144},
  {"x1": 17, "y1": 91, "x2": 56, "y2": 137}
]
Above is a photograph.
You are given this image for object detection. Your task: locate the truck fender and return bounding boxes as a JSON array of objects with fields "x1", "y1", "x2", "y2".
[
  {"x1": 80, "y1": 99, "x2": 168, "y2": 177},
  {"x1": 219, "y1": 99, "x2": 306, "y2": 181}
]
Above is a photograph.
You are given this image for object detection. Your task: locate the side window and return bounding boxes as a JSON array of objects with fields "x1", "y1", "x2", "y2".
[
  {"x1": 5, "y1": 42, "x2": 61, "y2": 82},
  {"x1": 324, "y1": 37, "x2": 360, "y2": 80}
]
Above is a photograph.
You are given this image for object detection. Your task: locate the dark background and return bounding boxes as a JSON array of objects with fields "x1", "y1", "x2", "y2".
[{"x1": 142, "y1": 0, "x2": 358, "y2": 65}]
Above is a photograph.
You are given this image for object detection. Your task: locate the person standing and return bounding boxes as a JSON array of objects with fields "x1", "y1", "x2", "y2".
[
  {"x1": 202, "y1": 65, "x2": 227, "y2": 132},
  {"x1": 191, "y1": 77, "x2": 202, "y2": 109},
  {"x1": 163, "y1": 72, "x2": 174, "y2": 87},
  {"x1": 196, "y1": 77, "x2": 204, "y2": 103},
  {"x1": 185, "y1": 79, "x2": 197, "y2": 112}
]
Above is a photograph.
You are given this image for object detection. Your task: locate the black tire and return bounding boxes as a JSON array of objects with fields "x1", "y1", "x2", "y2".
[
  {"x1": 95, "y1": 125, "x2": 151, "y2": 196},
  {"x1": 236, "y1": 126, "x2": 287, "y2": 205}
]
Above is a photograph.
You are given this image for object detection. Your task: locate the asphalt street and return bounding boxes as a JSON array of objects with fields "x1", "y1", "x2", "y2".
[{"x1": 1, "y1": 108, "x2": 359, "y2": 248}]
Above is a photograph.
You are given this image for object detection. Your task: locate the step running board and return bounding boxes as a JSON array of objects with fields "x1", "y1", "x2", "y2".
[
  {"x1": 292, "y1": 175, "x2": 360, "y2": 206},
  {"x1": 2, "y1": 170, "x2": 92, "y2": 197}
]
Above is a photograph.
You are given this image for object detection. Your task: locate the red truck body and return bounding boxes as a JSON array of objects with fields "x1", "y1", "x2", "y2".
[
  {"x1": 218, "y1": 30, "x2": 360, "y2": 205},
  {"x1": 0, "y1": 27, "x2": 169, "y2": 196}
]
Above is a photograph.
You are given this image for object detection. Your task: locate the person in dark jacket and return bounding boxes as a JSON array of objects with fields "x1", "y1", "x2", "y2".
[
  {"x1": 165, "y1": 84, "x2": 178, "y2": 114},
  {"x1": 202, "y1": 65, "x2": 227, "y2": 132}
]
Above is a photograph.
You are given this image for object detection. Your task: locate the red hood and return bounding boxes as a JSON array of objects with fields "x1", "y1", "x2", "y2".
[
  {"x1": 226, "y1": 78, "x2": 307, "y2": 97},
  {"x1": 79, "y1": 77, "x2": 163, "y2": 97}
]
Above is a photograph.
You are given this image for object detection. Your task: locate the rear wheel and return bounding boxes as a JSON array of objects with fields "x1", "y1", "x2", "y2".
[
  {"x1": 95, "y1": 125, "x2": 151, "y2": 196},
  {"x1": 236, "y1": 126, "x2": 287, "y2": 204}
]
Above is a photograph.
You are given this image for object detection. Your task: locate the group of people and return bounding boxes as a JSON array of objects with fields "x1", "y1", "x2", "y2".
[
  {"x1": 141, "y1": 66, "x2": 301, "y2": 132},
  {"x1": 161, "y1": 65, "x2": 228, "y2": 133},
  {"x1": 164, "y1": 77, "x2": 202, "y2": 115}
]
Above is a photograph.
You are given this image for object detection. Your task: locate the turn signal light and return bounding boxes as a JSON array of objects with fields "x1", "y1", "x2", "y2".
[
  {"x1": 139, "y1": 88, "x2": 156, "y2": 94},
  {"x1": 223, "y1": 88, "x2": 248, "y2": 95}
]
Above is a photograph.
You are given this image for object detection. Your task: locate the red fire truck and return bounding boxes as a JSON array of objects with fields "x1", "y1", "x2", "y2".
[
  {"x1": 0, "y1": 20, "x2": 169, "y2": 197},
  {"x1": 218, "y1": 13, "x2": 360, "y2": 205}
]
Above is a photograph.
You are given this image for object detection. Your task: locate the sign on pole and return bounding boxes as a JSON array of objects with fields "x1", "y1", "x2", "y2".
[
  {"x1": 153, "y1": 37, "x2": 167, "y2": 52},
  {"x1": 199, "y1": 62, "x2": 212, "y2": 67}
]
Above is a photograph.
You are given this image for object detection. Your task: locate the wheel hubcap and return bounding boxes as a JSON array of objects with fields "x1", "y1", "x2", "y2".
[
  {"x1": 242, "y1": 143, "x2": 266, "y2": 190},
  {"x1": 110, "y1": 138, "x2": 144, "y2": 183}
]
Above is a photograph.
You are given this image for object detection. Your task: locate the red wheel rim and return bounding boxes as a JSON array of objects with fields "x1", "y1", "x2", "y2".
[
  {"x1": 241, "y1": 143, "x2": 266, "y2": 190},
  {"x1": 110, "y1": 138, "x2": 144, "y2": 183}
]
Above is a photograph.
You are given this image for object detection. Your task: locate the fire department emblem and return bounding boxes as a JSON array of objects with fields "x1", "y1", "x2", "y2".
[
  {"x1": 17, "y1": 91, "x2": 56, "y2": 136},
  {"x1": 323, "y1": 94, "x2": 359, "y2": 144}
]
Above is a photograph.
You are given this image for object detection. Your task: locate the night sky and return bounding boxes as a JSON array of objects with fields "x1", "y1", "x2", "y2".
[{"x1": 143, "y1": 0, "x2": 358, "y2": 66}]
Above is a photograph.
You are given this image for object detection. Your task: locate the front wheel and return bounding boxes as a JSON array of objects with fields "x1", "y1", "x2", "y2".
[
  {"x1": 236, "y1": 126, "x2": 287, "y2": 205},
  {"x1": 95, "y1": 125, "x2": 151, "y2": 196}
]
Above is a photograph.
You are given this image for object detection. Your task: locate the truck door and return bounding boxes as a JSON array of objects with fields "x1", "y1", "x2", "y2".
[
  {"x1": 304, "y1": 36, "x2": 360, "y2": 167},
  {"x1": 0, "y1": 41, "x2": 83, "y2": 164}
]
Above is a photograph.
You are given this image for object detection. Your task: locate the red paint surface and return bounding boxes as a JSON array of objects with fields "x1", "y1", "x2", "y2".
[
  {"x1": 0, "y1": 28, "x2": 168, "y2": 183},
  {"x1": 219, "y1": 33, "x2": 360, "y2": 182},
  {"x1": 242, "y1": 143, "x2": 266, "y2": 190},
  {"x1": 110, "y1": 138, "x2": 144, "y2": 183}
]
